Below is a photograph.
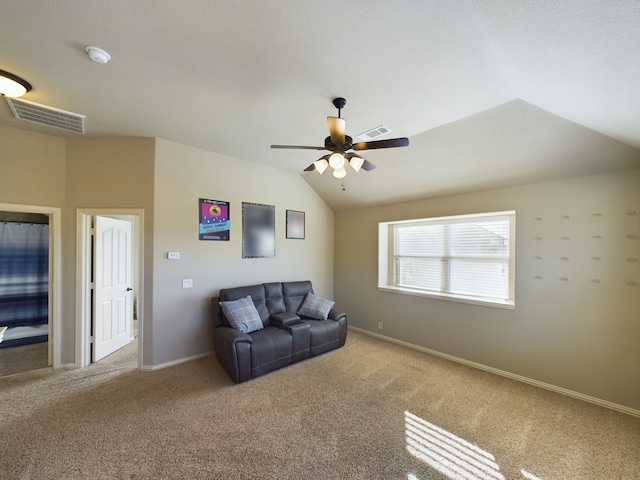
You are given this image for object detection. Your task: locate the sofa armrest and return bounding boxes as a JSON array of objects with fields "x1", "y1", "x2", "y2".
[
  {"x1": 215, "y1": 325, "x2": 252, "y2": 344},
  {"x1": 270, "y1": 312, "x2": 301, "y2": 327},
  {"x1": 213, "y1": 326, "x2": 252, "y2": 383},
  {"x1": 328, "y1": 309, "x2": 348, "y2": 348},
  {"x1": 328, "y1": 308, "x2": 346, "y2": 322}
]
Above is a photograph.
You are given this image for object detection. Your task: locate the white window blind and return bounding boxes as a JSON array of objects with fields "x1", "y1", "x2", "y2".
[{"x1": 380, "y1": 211, "x2": 515, "y2": 307}]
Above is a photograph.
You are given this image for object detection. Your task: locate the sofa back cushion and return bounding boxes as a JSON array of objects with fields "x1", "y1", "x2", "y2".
[
  {"x1": 219, "y1": 284, "x2": 270, "y2": 325},
  {"x1": 282, "y1": 280, "x2": 313, "y2": 313},
  {"x1": 217, "y1": 281, "x2": 316, "y2": 326},
  {"x1": 264, "y1": 282, "x2": 286, "y2": 316}
]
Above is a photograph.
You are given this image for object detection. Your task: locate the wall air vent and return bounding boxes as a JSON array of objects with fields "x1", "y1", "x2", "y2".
[
  {"x1": 357, "y1": 125, "x2": 390, "y2": 141},
  {"x1": 5, "y1": 97, "x2": 86, "y2": 134}
]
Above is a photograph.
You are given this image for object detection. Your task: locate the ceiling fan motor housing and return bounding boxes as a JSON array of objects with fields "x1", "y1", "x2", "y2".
[{"x1": 324, "y1": 135, "x2": 352, "y2": 151}]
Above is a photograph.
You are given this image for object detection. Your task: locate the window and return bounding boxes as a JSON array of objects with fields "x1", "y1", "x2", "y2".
[{"x1": 378, "y1": 211, "x2": 515, "y2": 308}]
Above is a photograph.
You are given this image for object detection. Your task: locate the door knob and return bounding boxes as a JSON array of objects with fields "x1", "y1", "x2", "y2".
[{"x1": 126, "y1": 287, "x2": 133, "y2": 291}]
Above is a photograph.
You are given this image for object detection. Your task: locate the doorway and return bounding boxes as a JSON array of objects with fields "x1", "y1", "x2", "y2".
[
  {"x1": 0, "y1": 203, "x2": 62, "y2": 375},
  {"x1": 76, "y1": 209, "x2": 144, "y2": 369}
]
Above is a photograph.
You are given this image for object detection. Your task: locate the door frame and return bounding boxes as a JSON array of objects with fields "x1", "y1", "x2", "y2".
[
  {"x1": 76, "y1": 208, "x2": 144, "y2": 369},
  {"x1": 0, "y1": 202, "x2": 62, "y2": 369}
]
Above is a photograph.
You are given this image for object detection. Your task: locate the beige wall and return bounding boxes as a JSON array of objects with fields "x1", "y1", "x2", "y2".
[
  {"x1": 65, "y1": 138, "x2": 156, "y2": 365},
  {"x1": 0, "y1": 125, "x2": 66, "y2": 206},
  {"x1": 151, "y1": 139, "x2": 335, "y2": 366},
  {"x1": 0, "y1": 125, "x2": 67, "y2": 362},
  {"x1": 335, "y1": 169, "x2": 640, "y2": 410},
  {"x1": 2, "y1": 130, "x2": 157, "y2": 365}
]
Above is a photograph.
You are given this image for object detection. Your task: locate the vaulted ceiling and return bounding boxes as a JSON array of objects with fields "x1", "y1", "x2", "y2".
[{"x1": 2, "y1": 1, "x2": 639, "y2": 210}]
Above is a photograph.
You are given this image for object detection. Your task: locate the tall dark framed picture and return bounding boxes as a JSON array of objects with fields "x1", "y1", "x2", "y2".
[
  {"x1": 286, "y1": 210, "x2": 305, "y2": 239},
  {"x1": 199, "y1": 198, "x2": 230, "y2": 241},
  {"x1": 242, "y1": 202, "x2": 275, "y2": 258}
]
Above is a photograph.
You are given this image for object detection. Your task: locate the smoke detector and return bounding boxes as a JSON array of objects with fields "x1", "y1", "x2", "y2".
[{"x1": 85, "y1": 46, "x2": 111, "y2": 64}]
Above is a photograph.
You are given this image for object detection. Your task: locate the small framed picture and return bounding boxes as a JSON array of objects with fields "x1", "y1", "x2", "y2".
[
  {"x1": 286, "y1": 210, "x2": 305, "y2": 239},
  {"x1": 199, "y1": 198, "x2": 230, "y2": 241}
]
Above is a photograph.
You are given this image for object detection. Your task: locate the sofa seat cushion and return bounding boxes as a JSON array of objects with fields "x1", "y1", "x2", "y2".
[
  {"x1": 297, "y1": 292, "x2": 335, "y2": 320},
  {"x1": 249, "y1": 326, "x2": 293, "y2": 377},
  {"x1": 306, "y1": 319, "x2": 341, "y2": 356}
]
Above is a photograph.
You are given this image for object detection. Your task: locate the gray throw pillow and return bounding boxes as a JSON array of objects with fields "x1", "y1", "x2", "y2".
[
  {"x1": 220, "y1": 295, "x2": 264, "y2": 333},
  {"x1": 297, "y1": 292, "x2": 335, "y2": 320}
]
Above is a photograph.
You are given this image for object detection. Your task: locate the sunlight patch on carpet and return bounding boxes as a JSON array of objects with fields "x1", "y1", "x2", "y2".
[
  {"x1": 405, "y1": 410, "x2": 504, "y2": 480},
  {"x1": 405, "y1": 412, "x2": 548, "y2": 480},
  {"x1": 520, "y1": 470, "x2": 543, "y2": 480}
]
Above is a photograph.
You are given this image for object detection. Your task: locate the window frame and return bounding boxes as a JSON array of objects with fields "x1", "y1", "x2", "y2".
[{"x1": 378, "y1": 211, "x2": 515, "y2": 309}]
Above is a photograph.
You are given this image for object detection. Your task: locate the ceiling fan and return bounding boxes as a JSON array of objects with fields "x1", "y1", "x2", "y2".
[{"x1": 271, "y1": 97, "x2": 409, "y2": 179}]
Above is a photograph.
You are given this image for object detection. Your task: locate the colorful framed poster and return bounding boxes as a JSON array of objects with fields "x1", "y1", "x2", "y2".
[
  {"x1": 286, "y1": 210, "x2": 305, "y2": 239},
  {"x1": 199, "y1": 198, "x2": 230, "y2": 241},
  {"x1": 242, "y1": 202, "x2": 275, "y2": 258}
]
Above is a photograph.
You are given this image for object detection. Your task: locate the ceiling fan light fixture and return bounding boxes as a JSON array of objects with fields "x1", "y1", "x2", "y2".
[
  {"x1": 329, "y1": 152, "x2": 345, "y2": 169},
  {"x1": 332, "y1": 167, "x2": 347, "y2": 179},
  {"x1": 349, "y1": 156, "x2": 365, "y2": 172},
  {"x1": 314, "y1": 158, "x2": 329, "y2": 174},
  {"x1": 0, "y1": 69, "x2": 32, "y2": 98}
]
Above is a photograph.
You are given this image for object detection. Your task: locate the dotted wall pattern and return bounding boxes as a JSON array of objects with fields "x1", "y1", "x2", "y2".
[{"x1": 530, "y1": 210, "x2": 639, "y2": 287}]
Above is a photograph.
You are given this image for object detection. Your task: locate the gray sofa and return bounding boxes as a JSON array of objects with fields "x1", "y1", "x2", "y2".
[{"x1": 211, "y1": 280, "x2": 347, "y2": 383}]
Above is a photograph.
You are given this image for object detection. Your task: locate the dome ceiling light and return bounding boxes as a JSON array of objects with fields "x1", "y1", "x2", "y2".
[{"x1": 0, "y1": 69, "x2": 32, "y2": 98}]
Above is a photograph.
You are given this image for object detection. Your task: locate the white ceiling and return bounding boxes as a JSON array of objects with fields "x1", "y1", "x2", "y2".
[{"x1": 1, "y1": 0, "x2": 639, "y2": 210}]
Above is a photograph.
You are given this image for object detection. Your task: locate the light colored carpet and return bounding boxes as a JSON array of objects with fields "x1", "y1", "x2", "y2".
[
  {"x1": 1, "y1": 330, "x2": 638, "y2": 479},
  {"x1": 0, "y1": 341, "x2": 48, "y2": 377}
]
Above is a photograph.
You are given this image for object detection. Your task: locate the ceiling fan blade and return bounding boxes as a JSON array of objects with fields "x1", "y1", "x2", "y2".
[
  {"x1": 304, "y1": 163, "x2": 316, "y2": 172},
  {"x1": 271, "y1": 144, "x2": 327, "y2": 150},
  {"x1": 352, "y1": 137, "x2": 409, "y2": 151},
  {"x1": 327, "y1": 116, "x2": 346, "y2": 145}
]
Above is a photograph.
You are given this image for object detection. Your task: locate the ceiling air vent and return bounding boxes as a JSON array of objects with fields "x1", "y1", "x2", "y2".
[
  {"x1": 357, "y1": 125, "x2": 390, "y2": 141},
  {"x1": 5, "y1": 97, "x2": 86, "y2": 134}
]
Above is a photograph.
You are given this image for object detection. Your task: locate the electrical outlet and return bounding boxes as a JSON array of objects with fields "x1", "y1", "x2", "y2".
[
  {"x1": 182, "y1": 278, "x2": 193, "y2": 289},
  {"x1": 378, "y1": 321, "x2": 383, "y2": 330}
]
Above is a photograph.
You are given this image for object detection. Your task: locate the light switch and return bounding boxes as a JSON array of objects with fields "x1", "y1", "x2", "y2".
[
  {"x1": 183, "y1": 279, "x2": 193, "y2": 289},
  {"x1": 168, "y1": 252, "x2": 180, "y2": 260}
]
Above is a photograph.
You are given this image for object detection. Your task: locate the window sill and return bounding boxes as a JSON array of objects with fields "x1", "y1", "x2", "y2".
[{"x1": 377, "y1": 285, "x2": 515, "y2": 310}]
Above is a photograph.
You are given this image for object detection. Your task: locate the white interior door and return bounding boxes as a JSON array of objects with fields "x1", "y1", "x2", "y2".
[{"x1": 93, "y1": 216, "x2": 133, "y2": 362}]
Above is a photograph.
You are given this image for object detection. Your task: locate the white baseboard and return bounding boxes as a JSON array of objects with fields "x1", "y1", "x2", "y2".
[
  {"x1": 141, "y1": 351, "x2": 212, "y2": 372},
  {"x1": 349, "y1": 326, "x2": 640, "y2": 418}
]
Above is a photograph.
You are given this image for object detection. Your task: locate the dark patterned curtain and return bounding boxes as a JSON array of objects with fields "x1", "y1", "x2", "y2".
[{"x1": 0, "y1": 223, "x2": 49, "y2": 330}]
